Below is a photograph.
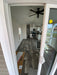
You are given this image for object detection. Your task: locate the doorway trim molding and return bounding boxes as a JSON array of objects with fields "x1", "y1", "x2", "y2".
[
  {"x1": 37, "y1": 4, "x2": 50, "y2": 75},
  {"x1": 9, "y1": 3, "x2": 44, "y2": 6},
  {"x1": 0, "y1": 0, "x2": 19, "y2": 75}
]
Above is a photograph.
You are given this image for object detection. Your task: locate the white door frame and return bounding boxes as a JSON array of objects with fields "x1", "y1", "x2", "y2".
[
  {"x1": 38, "y1": 4, "x2": 57, "y2": 75},
  {"x1": 37, "y1": 4, "x2": 50, "y2": 75},
  {"x1": 0, "y1": 0, "x2": 57, "y2": 75},
  {"x1": 0, "y1": 0, "x2": 19, "y2": 75},
  {"x1": 46, "y1": 4, "x2": 57, "y2": 75}
]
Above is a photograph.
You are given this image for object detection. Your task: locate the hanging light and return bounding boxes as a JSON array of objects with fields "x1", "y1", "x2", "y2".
[{"x1": 49, "y1": 19, "x2": 53, "y2": 24}]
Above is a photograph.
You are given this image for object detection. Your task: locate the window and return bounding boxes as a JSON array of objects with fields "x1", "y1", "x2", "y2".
[
  {"x1": 47, "y1": 24, "x2": 53, "y2": 37},
  {"x1": 46, "y1": 23, "x2": 57, "y2": 45},
  {"x1": 53, "y1": 24, "x2": 57, "y2": 38},
  {"x1": 46, "y1": 24, "x2": 53, "y2": 44},
  {"x1": 18, "y1": 27, "x2": 21, "y2": 35},
  {"x1": 50, "y1": 23, "x2": 57, "y2": 48},
  {"x1": 18, "y1": 27, "x2": 21, "y2": 40}
]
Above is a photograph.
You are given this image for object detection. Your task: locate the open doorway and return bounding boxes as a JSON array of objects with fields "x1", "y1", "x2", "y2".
[{"x1": 11, "y1": 6, "x2": 44, "y2": 75}]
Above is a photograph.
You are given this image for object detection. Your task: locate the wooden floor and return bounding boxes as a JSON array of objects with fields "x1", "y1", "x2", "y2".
[
  {"x1": 21, "y1": 51, "x2": 39, "y2": 75},
  {"x1": 16, "y1": 39, "x2": 57, "y2": 75},
  {"x1": 16, "y1": 39, "x2": 40, "y2": 75},
  {"x1": 17, "y1": 39, "x2": 40, "y2": 52}
]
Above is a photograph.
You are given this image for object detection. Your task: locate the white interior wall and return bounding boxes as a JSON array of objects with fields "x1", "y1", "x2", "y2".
[{"x1": 12, "y1": 18, "x2": 26, "y2": 50}]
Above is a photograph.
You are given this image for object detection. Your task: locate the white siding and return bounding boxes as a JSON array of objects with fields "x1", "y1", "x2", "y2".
[{"x1": 0, "y1": 44, "x2": 9, "y2": 75}]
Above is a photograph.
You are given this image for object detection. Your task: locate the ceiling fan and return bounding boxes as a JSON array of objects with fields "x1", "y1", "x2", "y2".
[{"x1": 29, "y1": 8, "x2": 44, "y2": 18}]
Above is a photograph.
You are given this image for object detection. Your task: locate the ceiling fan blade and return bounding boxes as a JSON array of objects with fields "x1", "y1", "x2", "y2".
[
  {"x1": 29, "y1": 14, "x2": 36, "y2": 17},
  {"x1": 40, "y1": 13, "x2": 44, "y2": 15},
  {"x1": 40, "y1": 9, "x2": 44, "y2": 12},
  {"x1": 30, "y1": 9, "x2": 36, "y2": 13}
]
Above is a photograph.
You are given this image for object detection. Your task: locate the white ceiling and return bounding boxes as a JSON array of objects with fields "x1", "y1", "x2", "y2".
[
  {"x1": 11, "y1": 6, "x2": 57, "y2": 27},
  {"x1": 11, "y1": 6, "x2": 44, "y2": 26},
  {"x1": 5, "y1": 0, "x2": 57, "y2": 4}
]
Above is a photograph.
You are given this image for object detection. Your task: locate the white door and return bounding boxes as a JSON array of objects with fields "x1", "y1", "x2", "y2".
[{"x1": 37, "y1": 4, "x2": 57, "y2": 75}]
